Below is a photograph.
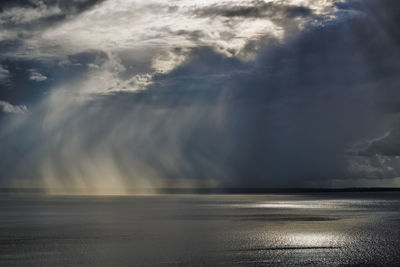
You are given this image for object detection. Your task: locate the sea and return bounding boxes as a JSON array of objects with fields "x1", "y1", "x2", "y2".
[{"x1": 0, "y1": 192, "x2": 399, "y2": 266}]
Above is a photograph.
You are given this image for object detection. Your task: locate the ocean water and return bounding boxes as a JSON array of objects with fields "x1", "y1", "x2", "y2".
[{"x1": 0, "y1": 192, "x2": 399, "y2": 266}]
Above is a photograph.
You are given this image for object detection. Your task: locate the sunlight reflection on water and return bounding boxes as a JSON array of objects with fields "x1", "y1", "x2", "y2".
[
  {"x1": 0, "y1": 193, "x2": 399, "y2": 266},
  {"x1": 232, "y1": 199, "x2": 394, "y2": 209},
  {"x1": 282, "y1": 232, "x2": 345, "y2": 247}
]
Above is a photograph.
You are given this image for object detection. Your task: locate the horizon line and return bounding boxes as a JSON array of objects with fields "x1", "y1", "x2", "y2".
[{"x1": 0, "y1": 187, "x2": 399, "y2": 195}]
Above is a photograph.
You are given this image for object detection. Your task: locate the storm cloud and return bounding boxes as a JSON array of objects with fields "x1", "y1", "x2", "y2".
[
  {"x1": 193, "y1": 1, "x2": 313, "y2": 19},
  {"x1": 1, "y1": 0, "x2": 400, "y2": 193}
]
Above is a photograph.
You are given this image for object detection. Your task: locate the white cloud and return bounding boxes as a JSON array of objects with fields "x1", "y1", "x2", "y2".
[
  {"x1": 41, "y1": 0, "x2": 342, "y2": 52},
  {"x1": 0, "y1": 65, "x2": 10, "y2": 84},
  {"x1": 0, "y1": 0, "x2": 347, "y2": 96},
  {"x1": 29, "y1": 69, "x2": 48, "y2": 82},
  {"x1": 3, "y1": 0, "x2": 344, "y2": 79},
  {"x1": 41, "y1": 0, "x2": 285, "y2": 56},
  {"x1": 0, "y1": 101, "x2": 27, "y2": 114},
  {"x1": 59, "y1": 54, "x2": 153, "y2": 94}
]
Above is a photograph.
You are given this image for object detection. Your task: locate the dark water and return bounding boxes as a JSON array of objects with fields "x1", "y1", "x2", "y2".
[{"x1": 0, "y1": 192, "x2": 400, "y2": 266}]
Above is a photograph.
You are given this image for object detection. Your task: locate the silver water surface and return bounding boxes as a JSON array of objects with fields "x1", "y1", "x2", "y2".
[{"x1": 0, "y1": 192, "x2": 399, "y2": 266}]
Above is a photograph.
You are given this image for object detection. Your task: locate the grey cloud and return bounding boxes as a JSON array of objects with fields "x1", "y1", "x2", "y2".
[
  {"x1": 0, "y1": 0, "x2": 106, "y2": 54},
  {"x1": 193, "y1": 1, "x2": 313, "y2": 19},
  {"x1": 0, "y1": 2, "x2": 61, "y2": 26},
  {"x1": 0, "y1": 100, "x2": 27, "y2": 114},
  {"x1": 169, "y1": 29, "x2": 207, "y2": 43},
  {"x1": 358, "y1": 130, "x2": 400, "y2": 157},
  {"x1": 0, "y1": 0, "x2": 105, "y2": 31},
  {"x1": 0, "y1": 0, "x2": 105, "y2": 18}
]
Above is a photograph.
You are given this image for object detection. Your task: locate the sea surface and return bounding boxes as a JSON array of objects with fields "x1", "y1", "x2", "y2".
[{"x1": 0, "y1": 192, "x2": 399, "y2": 266}]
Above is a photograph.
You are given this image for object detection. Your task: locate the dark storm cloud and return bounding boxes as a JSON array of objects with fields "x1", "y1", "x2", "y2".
[
  {"x1": 339, "y1": 0, "x2": 400, "y2": 161},
  {"x1": 359, "y1": 133, "x2": 400, "y2": 157},
  {"x1": 0, "y1": 0, "x2": 105, "y2": 21},
  {"x1": 193, "y1": 1, "x2": 313, "y2": 19},
  {"x1": 358, "y1": 127, "x2": 400, "y2": 157},
  {"x1": 132, "y1": 0, "x2": 400, "y2": 186},
  {"x1": 1, "y1": 0, "x2": 400, "y2": 190}
]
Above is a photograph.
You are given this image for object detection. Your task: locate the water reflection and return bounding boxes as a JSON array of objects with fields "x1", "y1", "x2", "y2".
[
  {"x1": 283, "y1": 232, "x2": 344, "y2": 247},
  {"x1": 0, "y1": 193, "x2": 399, "y2": 266},
  {"x1": 232, "y1": 198, "x2": 396, "y2": 210}
]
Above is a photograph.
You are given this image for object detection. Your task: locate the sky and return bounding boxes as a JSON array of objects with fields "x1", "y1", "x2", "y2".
[{"x1": 0, "y1": 0, "x2": 400, "y2": 194}]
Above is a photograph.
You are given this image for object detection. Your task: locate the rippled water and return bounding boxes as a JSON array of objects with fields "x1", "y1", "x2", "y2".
[{"x1": 0, "y1": 192, "x2": 399, "y2": 266}]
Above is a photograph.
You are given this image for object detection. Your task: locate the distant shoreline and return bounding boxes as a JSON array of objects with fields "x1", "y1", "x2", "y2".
[
  {"x1": 0, "y1": 187, "x2": 399, "y2": 195},
  {"x1": 158, "y1": 187, "x2": 400, "y2": 194}
]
